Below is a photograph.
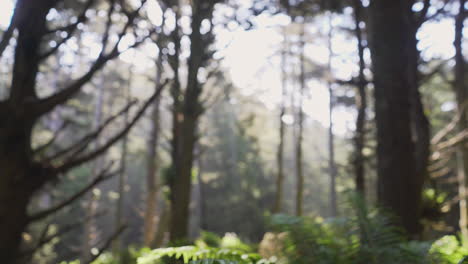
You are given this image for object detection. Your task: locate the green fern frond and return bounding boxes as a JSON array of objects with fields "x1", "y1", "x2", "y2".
[{"x1": 137, "y1": 246, "x2": 274, "y2": 264}]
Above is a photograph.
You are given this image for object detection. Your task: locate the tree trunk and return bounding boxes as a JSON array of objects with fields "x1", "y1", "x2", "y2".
[
  {"x1": 82, "y1": 77, "x2": 106, "y2": 262},
  {"x1": 167, "y1": 1, "x2": 186, "y2": 242},
  {"x1": 295, "y1": 23, "x2": 305, "y2": 217},
  {"x1": 453, "y1": 0, "x2": 467, "y2": 238},
  {"x1": 0, "y1": 2, "x2": 52, "y2": 261},
  {"x1": 113, "y1": 65, "x2": 133, "y2": 253},
  {"x1": 352, "y1": 0, "x2": 367, "y2": 195},
  {"x1": 407, "y1": 12, "x2": 430, "y2": 236},
  {"x1": 143, "y1": 56, "x2": 163, "y2": 247},
  {"x1": 327, "y1": 13, "x2": 337, "y2": 217},
  {"x1": 152, "y1": 199, "x2": 170, "y2": 248},
  {"x1": 273, "y1": 27, "x2": 288, "y2": 214},
  {"x1": 197, "y1": 156, "x2": 207, "y2": 231},
  {"x1": 369, "y1": 0, "x2": 421, "y2": 236},
  {"x1": 170, "y1": 2, "x2": 205, "y2": 241},
  {"x1": 0, "y1": 159, "x2": 36, "y2": 263}
]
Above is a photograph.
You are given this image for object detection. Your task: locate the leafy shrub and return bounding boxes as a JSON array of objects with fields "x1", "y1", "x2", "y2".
[{"x1": 430, "y1": 235, "x2": 468, "y2": 264}]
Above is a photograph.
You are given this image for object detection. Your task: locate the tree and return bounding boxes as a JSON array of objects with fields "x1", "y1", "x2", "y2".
[
  {"x1": 453, "y1": 0, "x2": 467, "y2": 238},
  {"x1": 368, "y1": 0, "x2": 422, "y2": 236},
  {"x1": 81, "y1": 72, "x2": 107, "y2": 262},
  {"x1": 295, "y1": 22, "x2": 306, "y2": 217},
  {"x1": 351, "y1": 0, "x2": 367, "y2": 195},
  {"x1": 143, "y1": 46, "x2": 165, "y2": 247},
  {"x1": 169, "y1": 0, "x2": 221, "y2": 242},
  {"x1": 273, "y1": 26, "x2": 288, "y2": 214},
  {"x1": 327, "y1": 13, "x2": 337, "y2": 217},
  {"x1": 0, "y1": 0, "x2": 162, "y2": 262},
  {"x1": 112, "y1": 62, "x2": 134, "y2": 254}
]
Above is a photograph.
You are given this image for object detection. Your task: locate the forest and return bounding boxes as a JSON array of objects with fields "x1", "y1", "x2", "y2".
[{"x1": 0, "y1": 0, "x2": 467, "y2": 263}]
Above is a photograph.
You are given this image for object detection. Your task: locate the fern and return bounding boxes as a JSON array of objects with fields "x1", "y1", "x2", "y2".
[
  {"x1": 137, "y1": 246, "x2": 275, "y2": 264},
  {"x1": 270, "y1": 193, "x2": 440, "y2": 264}
]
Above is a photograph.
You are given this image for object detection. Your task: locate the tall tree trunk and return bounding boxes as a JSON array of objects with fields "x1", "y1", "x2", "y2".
[
  {"x1": 82, "y1": 78, "x2": 105, "y2": 262},
  {"x1": 295, "y1": 23, "x2": 305, "y2": 217},
  {"x1": 352, "y1": 0, "x2": 367, "y2": 195},
  {"x1": 170, "y1": 1, "x2": 212, "y2": 241},
  {"x1": 454, "y1": 0, "x2": 467, "y2": 238},
  {"x1": 273, "y1": 27, "x2": 288, "y2": 214},
  {"x1": 168, "y1": 1, "x2": 184, "y2": 242},
  {"x1": 0, "y1": 3, "x2": 54, "y2": 259},
  {"x1": 143, "y1": 55, "x2": 163, "y2": 247},
  {"x1": 407, "y1": 7, "x2": 430, "y2": 238},
  {"x1": 369, "y1": 0, "x2": 421, "y2": 236},
  {"x1": 327, "y1": 13, "x2": 337, "y2": 217},
  {"x1": 113, "y1": 65, "x2": 133, "y2": 253}
]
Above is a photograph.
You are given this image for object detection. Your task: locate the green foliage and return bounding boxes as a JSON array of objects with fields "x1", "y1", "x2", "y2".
[
  {"x1": 137, "y1": 246, "x2": 274, "y2": 264},
  {"x1": 219, "y1": 233, "x2": 254, "y2": 253},
  {"x1": 196, "y1": 232, "x2": 222, "y2": 248},
  {"x1": 59, "y1": 247, "x2": 152, "y2": 264},
  {"x1": 430, "y1": 235, "x2": 468, "y2": 264},
  {"x1": 421, "y1": 188, "x2": 448, "y2": 221},
  {"x1": 269, "y1": 194, "x2": 468, "y2": 264}
]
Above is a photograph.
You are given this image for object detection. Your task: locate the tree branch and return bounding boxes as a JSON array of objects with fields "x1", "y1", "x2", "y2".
[
  {"x1": 421, "y1": 0, "x2": 453, "y2": 25},
  {"x1": 28, "y1": 163, "x2": 117, "y2": 222},
  {"x1": 415, "y1": 0, "x2": 431, "y2": 27},
  {"x1": 39, "y1": 0, "x2": 97, "y2": 61},
  {"x1": 21, "y1": 211, "x2": 108, "y2": 258},
  {"x1": 84, "y1": 225, "x2": 126, "y2": 264},
  {"x1": 419, "y1": 58, "x2": 451, "y2": 85},
  {"x1": 98, "y1": 0, "x2": 117, "y2": 58},
  {"x1": 54, "y1": 79, "x2": 168, "y2": 174},
  {"x1": 34, "y1": 121, "x2": 70, "y2": 155},
  {"x1": 0, "y1": 2, "x2": 18, "y2": 60},
  {"x1": 32, "y1": 0, "x2": 150, "y2": 117},
  {"x1": 431, "y1": 101, "x2": 467, "y2": 144},
  {"x1": 43, "y1": 100, "x2": 137, "y2": 163},
  {"x1": 435, "y1": 129, "x2": 468, "y2": 150}
]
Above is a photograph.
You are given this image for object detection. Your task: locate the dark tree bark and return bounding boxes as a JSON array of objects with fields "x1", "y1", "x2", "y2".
[
  {"x1": 169, "y1": 0, "x2": 218, "y2": 242},
  {"x1": 352, "y1": 0, "x2": 367, "y2": 195},
  {"x1": 167, "y1": 1, "x2": 184, "y2": 242},
  {"x1": 407, "y1": 4, "x2": 431, "y2": 231},
  {"x1": 0, "y1": 1, "x2": 52, "y2": 260},
  {"x1": 369, "y1": 0, "x2": 422, "y2": 236}
]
